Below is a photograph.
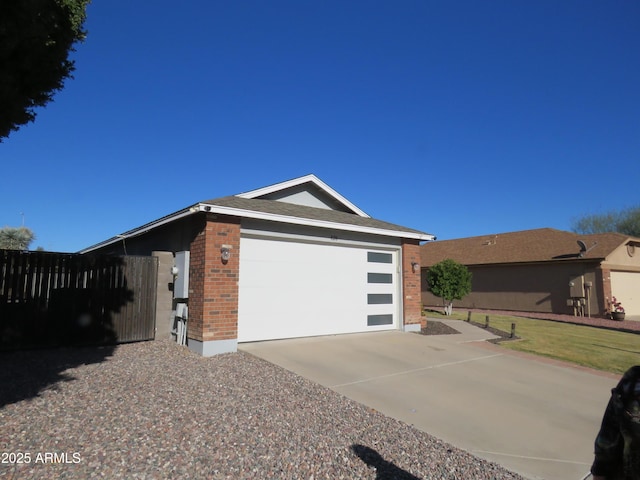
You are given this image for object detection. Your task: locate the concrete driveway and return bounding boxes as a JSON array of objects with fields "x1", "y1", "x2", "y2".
[{"x1": 240, "y1": 319, "x2": 620, "y2": 480}]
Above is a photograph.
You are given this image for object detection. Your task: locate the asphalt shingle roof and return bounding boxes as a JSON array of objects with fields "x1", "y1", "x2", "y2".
[
  {"x1": 420, "y1": 228, "x2": 631, "y2": 266},
  {"x1": 204, "y1": 195, "x2": 433, "y2": 237}
]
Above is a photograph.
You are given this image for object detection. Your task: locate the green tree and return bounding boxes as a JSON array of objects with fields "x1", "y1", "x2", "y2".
[
  {"x1": 0, "y1": 0, "x2": 90, "y2": 140},
  {"x1": 426, "y1": 259, "x2": 472, "y2": 315},
  {"x1": 0, "y1": 227, "x2": 36, "y2": 250},
  {"x1": 572, "y1": 206, "x2": 640, "y2": 237}
]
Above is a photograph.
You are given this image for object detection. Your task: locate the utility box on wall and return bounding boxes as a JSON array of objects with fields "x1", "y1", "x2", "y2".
[
  {"x1": 568, "y1": 274, "x2": 584, "y2": 298},
  {"x1": 174, "y1": 251, "x2": 190, "y2": 299}
]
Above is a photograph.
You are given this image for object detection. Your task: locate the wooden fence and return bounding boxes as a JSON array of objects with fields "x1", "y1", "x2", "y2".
[{"x1": 0, "y1": 250, "x2": 158, "y2": 350}]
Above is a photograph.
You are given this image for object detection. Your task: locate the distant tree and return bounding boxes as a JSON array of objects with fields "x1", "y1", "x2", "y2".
[
  {"x1": 0, "y1": 0, "x2": 90, "y2": 140},
  {"x1": 426, "y1": 259, "x2": 472, "y2": 316},
  {"x1": 0, "y1": 227, "x2": 36, "y2": 250},
  {"x1": 572, "y1": 206, "x2": 640, "y2": 237}
]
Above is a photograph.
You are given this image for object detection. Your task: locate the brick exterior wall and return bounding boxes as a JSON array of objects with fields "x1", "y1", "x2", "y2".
[
  {"x1": 188, "y1": 213, "x2": 241, "y2": 343},
  {"x1": 402, "y1": 239, "x2": 424, "y2": 329},
  {"x1": 188, "y1": 214, "x2": 424, "y2": 343}
]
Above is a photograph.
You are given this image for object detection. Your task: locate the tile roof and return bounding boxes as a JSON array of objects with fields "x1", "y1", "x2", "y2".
[
  {"x1": 420, "y1": 228, "x2": 631, "y2": 266},
  {"x1": 203, "y1": 196, "x2": 432, "y2": 237}
]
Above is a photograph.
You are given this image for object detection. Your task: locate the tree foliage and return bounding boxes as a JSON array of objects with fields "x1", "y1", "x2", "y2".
[
  {"x1": 0, "y1": 227, "x2": 36, "y2": 250},
  {"x1": 426, "y1": 259, "x2": 472, "y2": 315},
  {"x1": 572, "y1": 206, "x2": 640, "y2": 237},
  {"x1": 0, "y1": 0, "x2": 90, "y2": 140}
]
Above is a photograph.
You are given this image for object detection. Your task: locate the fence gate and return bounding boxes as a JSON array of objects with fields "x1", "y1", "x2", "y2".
[{"x1": 0, "y1": 250, "x2": 158, "y2": 350}]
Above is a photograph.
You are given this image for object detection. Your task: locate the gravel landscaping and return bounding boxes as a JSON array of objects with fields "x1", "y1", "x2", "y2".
[
  {"x1": 420, "y1": 320, "x2": 462, "y2": 337},
  {"x1": 0, "y1": 339, "x2": 526, "y2": 480}
]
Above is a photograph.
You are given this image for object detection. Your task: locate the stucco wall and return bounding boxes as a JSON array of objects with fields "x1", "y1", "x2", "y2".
[
  {"x1": 152, "y1": 251, "x2": 175, "y2": 339},
  {"x1": 422, "y1": 261, "x2": 605, "y2": 316},
  {"x1": 598, "y1": 243, "x2": 640, "y2": 316},
  {"x1": 603, "y1": 243, "x2": 640, "y2": 270}
]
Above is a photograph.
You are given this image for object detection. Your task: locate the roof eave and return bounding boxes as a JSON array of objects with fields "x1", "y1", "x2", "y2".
[
  {"x1": 78, "y1": 207, "x2": 196, "y2": 254},
  {"x1": 79, "y1": 203, "x2": 434, "y2": 254},
  {"x1": 197, "y1": 204, "x2": 434, "y2": 241},
  {"x1": 446, "y1": 257, "x2": 608, "y2": 268}
]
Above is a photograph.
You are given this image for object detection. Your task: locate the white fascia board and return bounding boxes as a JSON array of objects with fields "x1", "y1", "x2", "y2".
[
  {"x1": 236, "y1": 174, "x2": 371, "y2": 218},
  {"x1": 198, "y1": 204, "x2": 434, "y2": 241}
]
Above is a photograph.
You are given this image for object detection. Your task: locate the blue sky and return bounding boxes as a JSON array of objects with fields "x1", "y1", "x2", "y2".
[{"x1": 2, "y1": 1, "x2": 639, "y2": 252}]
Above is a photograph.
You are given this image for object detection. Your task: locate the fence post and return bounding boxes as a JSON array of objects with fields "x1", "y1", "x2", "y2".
[
  {"x1": 466, "y1": 311, "x2": 471, "y2": 322},
  {"x1": 485, "y1": 315, "x2": 489, "y2": 328},
  {"x1": 511, "y1": 323, "x2": 516, "y2": 338}
]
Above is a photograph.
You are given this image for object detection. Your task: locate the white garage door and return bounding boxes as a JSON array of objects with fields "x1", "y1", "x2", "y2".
[
  {"x1": 610, "y1": 271, "x2": 640, "y2": 316},
  {"x1": 238, "y1": 235, "x2": 399, "y2": 342}
]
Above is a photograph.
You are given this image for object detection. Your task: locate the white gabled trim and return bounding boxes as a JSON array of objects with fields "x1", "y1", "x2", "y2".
[{"x1": 236, "y1": 174, "x2": 370, "y2": 218}]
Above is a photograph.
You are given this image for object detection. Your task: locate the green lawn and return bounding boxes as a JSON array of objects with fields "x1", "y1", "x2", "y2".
[{"x1": 426, "y1": 310, "x2": 639, "y2": 374}]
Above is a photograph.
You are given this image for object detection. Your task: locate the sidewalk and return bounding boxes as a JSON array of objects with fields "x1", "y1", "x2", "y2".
[{"x1": 452, "y1": 308, "x2": 640, "y2": 334}]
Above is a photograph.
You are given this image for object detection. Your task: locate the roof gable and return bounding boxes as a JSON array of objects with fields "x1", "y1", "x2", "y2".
[
  {"x1": 236, "y1": 174, "x2": 370, "y2": 217},
  {"x1": 421, "y1": 228, "x2": 634, "y2": 266},
  {"x1": 79, "y1": 174, "x2": 434, "y2": 253}
]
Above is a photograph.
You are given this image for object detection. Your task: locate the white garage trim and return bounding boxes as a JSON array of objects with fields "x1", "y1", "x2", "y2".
[{"x1": 238, "y1": 234, "x2": 401, "y2": 342}]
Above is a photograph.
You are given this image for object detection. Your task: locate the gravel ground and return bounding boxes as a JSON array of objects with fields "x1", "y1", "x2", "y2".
[
  {"x1": 420, "y1": 321, "x2": 462, "y2": 337},
  {"x1": 0, "y1": 340, "x2": 526, "y2": 480}
]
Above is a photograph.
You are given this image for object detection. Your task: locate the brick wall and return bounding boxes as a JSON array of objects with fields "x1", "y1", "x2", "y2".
[
  {"x1": 402, "y1": 239, "x2": 424, "y2": 329},
  {"x1": 187, "y1": 216, "x2": 425, "y2": 340},
  {"x1": 188, "y1": 213, "x2": 241, "y2": 342}
]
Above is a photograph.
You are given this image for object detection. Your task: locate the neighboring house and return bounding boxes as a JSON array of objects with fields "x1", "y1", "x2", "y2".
[
  {"x1": 80, "y1": 175, "x2": 435, "y2": 355},
  {"x1": 421, "y1": 228, "x2": 640, "y2": 318}
]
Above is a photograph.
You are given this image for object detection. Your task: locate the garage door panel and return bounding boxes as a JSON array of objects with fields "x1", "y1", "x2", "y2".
[
  {"x1": 365, "y1": 250, "x2": 396, "y2": 330},
  {"x1": 610, "y1": 271, "x2": 640, "y2": 316},
  {"x1": 238, "y1": 236, "x2": 398, "y2": 342}
]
